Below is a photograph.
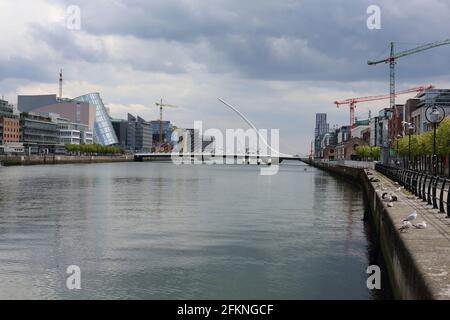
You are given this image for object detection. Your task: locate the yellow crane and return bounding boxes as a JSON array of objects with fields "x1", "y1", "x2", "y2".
[{"x1": 155, "y1": 99, "x2": 177, "y2": 144}]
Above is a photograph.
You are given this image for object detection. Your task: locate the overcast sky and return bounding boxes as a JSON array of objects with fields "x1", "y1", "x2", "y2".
[{"x1": 1, "y1": 0, "x2": 450, "y2": 154}]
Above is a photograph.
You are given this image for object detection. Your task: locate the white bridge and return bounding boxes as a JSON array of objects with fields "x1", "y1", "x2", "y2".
[{"x1": 134, "y1": 152, "x2": 305, "y2": 164}]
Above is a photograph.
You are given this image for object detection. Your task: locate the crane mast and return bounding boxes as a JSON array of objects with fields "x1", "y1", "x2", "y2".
[
  {"x1": 368, "y1": 39, "x2": 450, "y2": 133},
  {"x1": 155, "y1": 99, "x2": 177, "y2": 146}
]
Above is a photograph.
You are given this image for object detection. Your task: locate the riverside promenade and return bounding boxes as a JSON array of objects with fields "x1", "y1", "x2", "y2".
[{"x1": 306, "y1": 160, "x2": 450, "y2": 299}]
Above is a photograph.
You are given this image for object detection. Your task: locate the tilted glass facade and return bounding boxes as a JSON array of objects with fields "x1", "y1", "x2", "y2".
[{"x1": 74, "y1": 93, "x2": 118, "y2": 145}]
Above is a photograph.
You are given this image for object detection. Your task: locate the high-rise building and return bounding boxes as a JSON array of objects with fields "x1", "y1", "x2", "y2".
[
  {"x1": 314, "y1": 113, "x2": 329, "y2": 157},
  {"x1": 73, "y1": 93, "x2": 119, "y2": 146}
]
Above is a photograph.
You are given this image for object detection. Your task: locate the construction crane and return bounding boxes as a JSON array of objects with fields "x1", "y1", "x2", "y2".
[
  {"x1": 335, "y1": 84, "x2": 434, "y2": 127},
  {"x1": 368, "y1": 39, "x2": 450, "y2": 130},
  {"x1": 155, "y1": 99, "x2": 177, "y2": 145}
]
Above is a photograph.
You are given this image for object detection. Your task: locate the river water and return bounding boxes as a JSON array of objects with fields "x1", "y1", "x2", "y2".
[{"x1": 0, "y1": 162, "x2": 381, "y2": 299}]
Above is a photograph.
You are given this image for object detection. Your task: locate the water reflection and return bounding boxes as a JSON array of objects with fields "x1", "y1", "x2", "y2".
[{"x1": 0, "y1": 162, "x2": 375, "y2": 299}]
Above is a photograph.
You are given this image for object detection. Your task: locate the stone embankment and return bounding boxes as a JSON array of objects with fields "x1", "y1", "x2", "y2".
[{"x1": 306, "y1": 160, "x2": 450, "y2": 300}]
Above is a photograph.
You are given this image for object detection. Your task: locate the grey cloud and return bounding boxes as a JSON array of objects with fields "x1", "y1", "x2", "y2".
[
  {"x1": 43, "y1": 0, "x2": 450, "y2": 82},
  {"x1": 0, "y1": 57, "x2": 54, "y2": 82}
]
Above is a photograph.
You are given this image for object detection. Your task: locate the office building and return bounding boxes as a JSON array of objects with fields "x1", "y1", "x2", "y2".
[
  {"x1": 135, "y1": 116, "x2": 152, "y2": 152},
  {"x1": 73, "y1": 93, "x2": 119, "y2": 145},
  {"x1": 20, "y1": 113, "x2": 61, "y2": 154},
  {"x1": 17, "y1": 94, "x2": 95, "y2": 135},
  {"x1": 49, "y1": 114, "x2": 93, "y2": 145},
  {"x1": 0, "y1": 100, "x2": 20, "y2": 145},
  {"x1": 111, "y1": 115, "x2": 136, "y2": 151},
  {"x1": 150, "y1": 120, "x2": 173, "y2": 146},
  {"x1": 411, "y1": 89, "x2": 450, "y2": 134}
]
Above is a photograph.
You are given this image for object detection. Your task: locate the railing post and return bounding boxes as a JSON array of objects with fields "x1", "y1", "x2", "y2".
[
  {"x1": 432, "y1": 177, "x2": 439, "y2": 209},
  {"x1": 428, "y1": 176, "x2": 434, "y2": 205},
  {"x1": 408, "y1": 171, "x2": 413, "y2": 191},
  {"x1": 422, "y1": 175, "x2": 429, "y2": 202},
  {"x1": 412, "y1": 171, "x2": 418, "y2": 195},
  {"x1": 439, "y1": 179, "x2": 446, "y2": 213},
  {"x1": 417, "y1": 173, "x2": 423, "y2": 198}
]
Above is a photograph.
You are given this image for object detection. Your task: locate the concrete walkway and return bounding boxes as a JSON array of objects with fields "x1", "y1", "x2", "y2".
[{"x1": 370, "y1": 169, "x2": 450, "y2": 299}]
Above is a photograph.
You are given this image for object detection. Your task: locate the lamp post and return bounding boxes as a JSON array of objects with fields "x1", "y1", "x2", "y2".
[
  {"x1": 425, "y1": 105, "x2": 445, "y2": 176},
  {"x1": 407, "y1": 123, "x2": 414, "y2": 169},
  {"x1": 396, "y1": 134, "x2": 401, "y2": 167}
]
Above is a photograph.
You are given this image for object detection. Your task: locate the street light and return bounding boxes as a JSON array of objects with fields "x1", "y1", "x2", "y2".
[
  {"x1": 407, "y1": 123, "x2": 414, "y2": 169},
  {"x1": 425, "y1": 105, "x2": 445, "y2": 176},
  {"x1": 396, "y1": 134, "x2": 401, "y2": 167}
]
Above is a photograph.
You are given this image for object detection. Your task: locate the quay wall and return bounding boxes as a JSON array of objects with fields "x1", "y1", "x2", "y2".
[
  {"x1": 305, "y1": 159, "x2": 434, "y2": 300},
  {"x1": 0, "y1": 155, "x2": 133, "y2": 166}
]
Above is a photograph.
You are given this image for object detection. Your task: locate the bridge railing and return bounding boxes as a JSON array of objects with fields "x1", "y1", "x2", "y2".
[{"x1": 375, "y1": 163, "x2": 450, "y2": 218}]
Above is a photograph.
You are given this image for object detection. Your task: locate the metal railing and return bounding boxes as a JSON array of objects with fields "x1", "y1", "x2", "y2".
[{"x1": 375, "y1": 163, "x2": 450, "y2": 218}]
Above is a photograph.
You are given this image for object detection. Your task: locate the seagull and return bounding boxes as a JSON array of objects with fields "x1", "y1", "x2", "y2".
[
  {"x1": 399, "y1": 221, "x2": 412, "y2": 232},
  {"x1": 388, "y1": 203, "x2": 394, "y2": 207},
  {"x1": 403, "y1": 210, "x2": 417, "y2": 223},
  {"x1": 396, "y1": 187, "x2": 402, "y2": 192},
  {"x1": 382, "y1": 193, "x2": 397, "y2": 202},
  {"x1": 414, "y1": 221, "x2": 427, "y2": 229}
]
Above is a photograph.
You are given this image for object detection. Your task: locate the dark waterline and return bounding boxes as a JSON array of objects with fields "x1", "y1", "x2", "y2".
[{"x1": 0, "y1": 162, "x2": 384, "y2": 299}]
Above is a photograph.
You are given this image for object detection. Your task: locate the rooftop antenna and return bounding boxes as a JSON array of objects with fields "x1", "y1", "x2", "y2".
[{"x1": 59, "y1": 68, "x2": 63, "y2": 99}]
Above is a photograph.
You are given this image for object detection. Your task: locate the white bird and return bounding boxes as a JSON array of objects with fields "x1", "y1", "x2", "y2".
[
  {"x1": 388, "y1": 203, "x2": 394, "y2": 207},
  {"x1": 403, "y1": 210, "x2": 417, "y2": 222},
  {"x1": 396, "y1": 187, "x2": 402, "y2": 192},
  {"x1": 414, "y1": 221, "x2": 427, "y2": 229},
  {"x1": 399, "y1": 221, "x2": 412, "y2": 232}
]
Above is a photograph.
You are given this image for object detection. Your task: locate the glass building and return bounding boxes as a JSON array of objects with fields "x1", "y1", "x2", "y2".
[{"x1": 74, "y1": 93, "x2": 118, "y2": 145}]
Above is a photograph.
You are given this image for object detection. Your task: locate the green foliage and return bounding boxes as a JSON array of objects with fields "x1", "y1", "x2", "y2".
[
  {"x1": 64, "y1": 143, "x2": 123, "y2": 155},
  {"x1": 394, "y1": 117, "x2": 450, "y2": 156},
  {"x1": 356, "y1": 145, "x2": 380, "y2": 160},
  {"x1": 370, "y1": 146, "x2": 381, "y2": 159}
]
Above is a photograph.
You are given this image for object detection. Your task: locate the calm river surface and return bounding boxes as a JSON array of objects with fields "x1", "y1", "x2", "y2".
[{"x1": 0, "y1": 162, "x2": 378, "y2": 299}]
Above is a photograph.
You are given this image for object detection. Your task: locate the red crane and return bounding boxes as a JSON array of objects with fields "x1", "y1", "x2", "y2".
[{"x1": 334, "y1": 84, "x2": 434, "y2": 127}]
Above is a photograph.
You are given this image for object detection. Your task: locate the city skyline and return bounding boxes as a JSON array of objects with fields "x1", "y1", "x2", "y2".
[{"x1": 2, "y1": 1, "x2": 450, "y2": 155}]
